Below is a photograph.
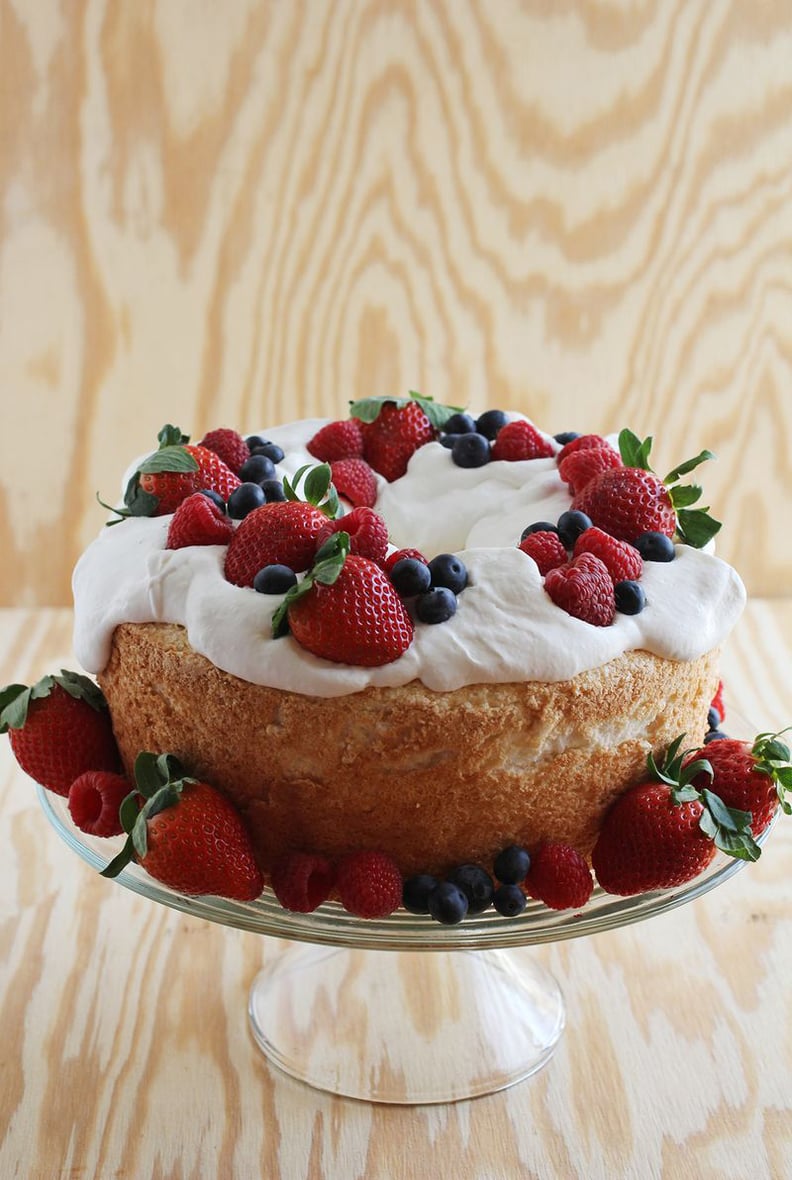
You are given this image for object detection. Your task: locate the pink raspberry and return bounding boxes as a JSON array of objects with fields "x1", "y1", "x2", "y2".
[
  {"x1": 68, "y1": 771, "x2": 132, "y2": 837},
  {"x1": 166, "y1": 493, "x2": 235, "y2": 549},
  {"x1": 270, "y1": 852, "x2": 336, "y2": 912},
  {"x1": 573, "y1": 526, "x2": 643, "y2": 585},
  {"x1": 544, "y1": 553, "x2": 615, "y2": 626},
  {"x1": 491, "y1": 420, "x2": 554, "y2": 462},
  {"x1": 518, "y1": 530, "x2": 568, "y2": 576},
  {"x1": 524, "y1": 843, "x2": 593, "y2": 910},
  {"x1": 317, "y1": 507, "x2": 389, "y2": 564},
  {"x1": 336, "y1": 850, "x2": 403, "y2": 918}
]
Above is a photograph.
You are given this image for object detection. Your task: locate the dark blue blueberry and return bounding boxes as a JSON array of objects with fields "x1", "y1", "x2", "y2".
[
  {"x1": 493, "y1": 844, "x2": 531, "y2": 884},
  {"x1": 253, "y1": 564, "x2": 298, "y2": 594},
  {"x1": 634, "y1": 531, "x2": 676, "y2": 562},
  {"x1": 251, "y1": 441, "x2": 285, "y2": 464},
  {"x1": 390, "y1": 557, "x2": 432, "y2": 597},
  {"x1": 475, "y1": 409, "x2": 508, "y2": 440},
  {"x1": 614, "y1": 579, "x2": 646, "y2": 615},
  {"x1": 199, "y1": 488, "x2": 227, "y2": 513},
  {"x1": 227, "y1": 482, "x2": 266, "y2": 519},
  {"x1": 443, "y1": 412, "x2": 477, "y2": 435},
  {"x1": 428, "y1": 553, "x2": 468, "y2": 594},
  {"x1": 493, "y1": 884, "x2": 527, "y2": 917},
  {"x1": 557, "y1": 509, "x2": 592, "y2": 549},
  {"x1": 245, "y1": 434, "x2": 267, "y2": 450},
  {"x1": 447, "y1": 864, "x2": 494, "y2": 914},
  {"x1": 520, "y1": 521, "x2": 559, "y2": 541},
  {"x1": 439, "y1": 434, "x2": 457, "y2": 449},
  {"x1": 261, "y1": 478, "x2": 287, "y2": 503},
  {"x1": 427, "y1": 881, "x2": 469, "y2": 925},
  {"x1": 707, "y1": 706, "x2": 722, "y2": 732},
  {"x1": 451, "y1": 432, "x2": 491, "y2": 469},
  {"x1": 416, "y1": 586, "x2": 457, "y2": 624},
  {"x1": 402, "y1": 874, "x2": 440, "y2": 914},
  {"x1": 240, "y1": 454, "x2": 277, "y2": 484},
  {"x1": 554, "y1": 431, "x2": 580, "y2": 446},
  {"x1": 704, "y1": 729, "x2": 730, "y2": 743}
]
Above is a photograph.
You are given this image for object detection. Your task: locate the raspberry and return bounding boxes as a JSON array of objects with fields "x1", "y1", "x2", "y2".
[
  {"x1": 524, "y1": 842, "x2": 593, "y2": 910},
  {"x1": 199, "y1": 428, "x2": 250, "y2": 476},
  {"x1": 336, "y1": 850, "x2": 403, "y2": 918},
  {"x1": 316, "y1": 507, "x2": 389, "y2": 564},
  {"x1": 556, "y1": 433, "x2": 613, "y2": 463},
  {"x1": 490, "y1": 420, "x2": 554, "y2": 462},
  {"x1": 544, "y1": 553, "x2": 615, "y2": 626},
  {"x1": 518, "y1": 530, "x2": 568, "y2": 575},
  {"x1": 68, "y1": 771, "x2": 132, "y2": 837},
  {"x1": 383, "y1": 547, "x2": 427, "y2": 575},
  {"x1": 573, "y1": 526, "x2": 643, "y2": 585},
  {"x1": 166, "y1": 493, "x2": 235, "y2": 549},
  {"x1": 307, "y1": 419, "x2": 365, "y2": 463},
  {"x1": 558, "y1": 445, "x2": 622, "y2": 495},
  {"x1": 270, "y1": 852, "x2": 336, "y2": 912},
  {"x1": 330, "y1": 458, "x2": 378, "y2": 508}
]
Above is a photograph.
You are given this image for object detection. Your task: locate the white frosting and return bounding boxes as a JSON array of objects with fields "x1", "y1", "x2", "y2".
[{"x1": 72, "y1": 418, "x2": 746, "y2": 698}]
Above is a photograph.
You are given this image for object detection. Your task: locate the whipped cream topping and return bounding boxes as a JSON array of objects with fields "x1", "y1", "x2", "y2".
[{"x1": 72, "y1": 418, "x2": 746, "y2": 698}]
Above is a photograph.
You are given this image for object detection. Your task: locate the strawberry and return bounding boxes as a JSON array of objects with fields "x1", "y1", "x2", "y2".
[
  {"x1": 592, "y1": 736, "x2": 759, "y2": 895},
  {"x1": 307, "y1": 419, "x2": 365, "y2": 463},
  {"x1": 711, "y1": 680, "x2": 726, "y2": 724},
  {"x1": 518, "y1": 530, "x2": 568, "y2": 575},
  {"x1": 1, "y1": 672, "x2": 121, "y2": 796},
  {"x1": 166, "y1": 493, "x2": 235, "y2": 549},
  {"x1": 357, "y1": 400, "x2": 436, "y2": 481},
  {"x1": 523, "y1": 843, "x2": 593, "y2": 910},
  {"x1": 544, "y1": 553, "x2": 615, "y2": 626},
  {"x1": 270, "y1": 852, "x2": 336, "y2": 912},
  {"x1": 199, "y1": 428, "x2": 250, "y2": 475},
  {"x1": 102, "y1": 752, "x2": 263, "y2": 900},
  {"x1": 558, "y1": 445, "x2": 622, "y2": 495},
  {"x1": 383, "y1": 547, "x2": 427, "y2": 575},
  {"x1": 68, "y1": 771, "x2": 131, "y2": 837},
  {"x1": 188, "y1": 445, "x2": 241, "y2": 501},
  {"x1": 572, "y1": 429, "x2": 721, "y2": 548},
  {"x1": 330, "y1": 458, "x2": 378, "y2": 508},
  {"x1": 336, "y1": 850, "x2": 403, "y2": 918},
  {"x1": 491, "y1": 420, "x2": 554, "y2": 462},
  {"x1": 573, "y1": 526, "x2": 643, "y2": 585},
  {"x1": 117, "y1": 426, "x2": 241, "y2": 518},
  {"x1": 557, "y1": 433, "x2": 614, "y2": 463},
  {"x1": 224, "y1": 501, "x2": 328, "y2": 585},
  {"x1": 316, "y1": 506, "x2": 389, "y2": 564},
  {"x1": 685, "y1": 732, "x2": 792, "y2": 837}
]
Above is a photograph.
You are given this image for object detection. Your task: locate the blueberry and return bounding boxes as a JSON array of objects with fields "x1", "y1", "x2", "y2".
[
  {"x1": 416, "y1": 587, "x2": 458, "y2": 624},
  {"x1": 557, "y1": 509, "x2": 592, "y2": 549},
  {"x1": 253, "y1": 564, "x2": 298, "y2": 594},
  {"x1": 707, "y1": 706, "x2": 722, "y2": 731},
  {"x1": 240, "y1": 454, "x2": 277, "y2": 484},
  {"x1": 250, "y1": 441, "x2": 285, "y2": 464},
  {"x1": 427, "y1": 881, "x2": 469, "y2": 925},
  {"x1": 245, "y1": 434, "x2": 267, "y2": 450},
  {"x1": 402, "y1": 874, "x2": 439, "y2": 914},
  {"x1": 439, "y1": 434, "x2": 457, "y2": 449},
  {"x1": 261, "y1": 478, "x2": 287, "y2": 503},
  {"x1": 554, "y1": 431, "x2": 580, "y2": 446},
  {"x1": 493, "y1": 884, "x2": 527, "y2": 917},
  {"x1": 475, "y1": 409, "x2": 508, "y2": 440},
  {"x1": 199, "y1": 488, "x2": 227, "y2": 513},
  {"x1": 447, "y1": 864, "x2": 494, "y2": 914},
  {"x1": 443, "y1": 412, "x2": 477, "y2": 435},
  {"x1": 520, "y1": 521, "x2": 559, "y2": 541},
  {"x1": 451, "y1": 432, "x2": 491, "y2": 469},
  {"x1": 634, "y1": 531, "x2": 675, "y2": 562},
  {"x1": 428, "y1": 553, "x2": 468, "y2": 594},
  {"x1": 227, "y1": 482, "x2": 266, "y2": 519},
  {"x1": 390, "y1": 557, "x2": 432, "y2": 597},
  {"x1": 493, "y1": 844, "x2": 531, "y2": 884},
  {"x1": 614, "y1": 580, "x2": 646, "y2": 615},
  {"x1": 704, "y1": 729, "x2": 730, "y2": 743}
]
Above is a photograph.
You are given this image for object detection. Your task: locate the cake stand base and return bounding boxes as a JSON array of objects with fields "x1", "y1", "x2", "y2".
[{"x1": 248, "y1": 942, "x2": 565, "y2": 1104}]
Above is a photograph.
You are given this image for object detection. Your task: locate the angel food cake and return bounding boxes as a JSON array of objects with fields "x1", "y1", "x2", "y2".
[{"x1": 61, "y1": 395, "x2": 752, "y2": 917}]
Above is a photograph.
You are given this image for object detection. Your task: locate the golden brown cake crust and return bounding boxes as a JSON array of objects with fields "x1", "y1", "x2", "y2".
[{"x1": 99, "y1": 622, "x2": 719, "y2": 878}]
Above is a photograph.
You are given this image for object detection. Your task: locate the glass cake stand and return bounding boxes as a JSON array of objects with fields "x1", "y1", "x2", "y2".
[{"x1": 37, "y1": 786, "x2": 769, "y2": 1105}]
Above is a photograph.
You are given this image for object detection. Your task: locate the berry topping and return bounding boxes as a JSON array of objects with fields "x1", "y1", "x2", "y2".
[
  {"x1": 634, "y1": 531, "x2": 676, "y2": 562},
  {"x1": 199, "y1": 488, "x2": 227, "y2": 513},
  {"x1": 355, "y1": 397, "x2": 437, "y2": 481},
  {"x1": 402, "y1": 873, "x2": 440, "y2": 914},
  {"x1": 558, "y1": 445, "x2": 623, "y2": 495},
  {"x1": 544, "y1": 553, "x2": 616, "y2": 627},
  {"x1": 685, "y1": 731, "x2": 792, "y2": 837},
  {"x1": 270, "y1": 851, "x2": 336, "y2": 912},
  {"x1": 336, "y1": 850, "x2": 403, "y2": 918},
  {"x1": 428, "y1": 553, "x2": 468, "y2": 594},
  {"x1": 427, "y1": 881, "x2": 469, "y2": 924},
  {"x1": 416, "y1": 586, "x2": 458, "y2": 624},
  {"x1": 383, "y1": 547, "x2": 428, "y2": 576},
  {"x1": 573, "y1": 526, "x2": 643, "y2": 585},
  {"x1": 556, "y1": 433, "x2": 613, "y2": 462},
  {"x1": 225, "y1": 501, "x2": 328, "y2": 584},
  {"x1": 250, "y1": 441, "x2": 285, "y2": 464},
  {"x1": 523, "y1": 843, "x2": 593, "y2": 910},
  {"x1": 553, "y1": 431, "x2": 580, "y2": 446},
  {"x1": 491, "y1": 420, "x2": 554, "y2": 462},
  {"x1": 707, "y1": 706, "x2": 722, "y2": 732},
  {"x1": 329, "y1": 457, "x2": 378, "y2": 508},
  {"x1": 306, "y1": 419, "x2": 365, "y2": 463},
  {"x1": 253, "y1": 564, "x2": 298, "y2": 594},
  {"x1": 556, "y1": 509, "x2": 592, "y2": 549},
  {"x1": 239, "y1": 454, "x2": 277, "y2": 484},
  {"x1": 390, "y1": 557, "x2": 432, "y2": 597},
  {"x1": 199, "y1": 428, "x2": 250, "y2": 476},
  {"x1": 68, "y1": 771, "x2": 131, "y2": 837},
  {"x1": 518, "y1": 530, "x2": 568, "y2": 576},
  {"x1": 166, "y1": 493, "x2": 235, "y2": 550},
  {"x1": 520, "y1": 521, "x2": 559, "y2": 540},
  {"x1": 227, "y1": 482, "x2": 267, "y2": 519},
  {"x1": 493, "y1": 844, "x2": 531, "y2": 884},
  {"x1": 451, "y1": 433, "x2": 491, "y2": 468},
  {"x1": 475, "y1": 409, "x2": 509, "y2": 440},
  {"x1": 443, "y1": 412, "x2": 477, "y2": 435},
  {"x1": 261, "y1": 479, "x2": 287, "y2": 503},
  {"x1": 316, "y1": 506, "x2": 389, "y2": 564},
  {"x1": 614, "y1": 579, "x2": 646, "y2": 615},
  {"x1": 115, "y1": 428, "x2": 243, "y2": 520},
  {"x1": 493, "y1": 884, "x2": 527, "y2": 917},
  {"x1": 447, "y1": 864, "x2": 495, "y2": 914}
]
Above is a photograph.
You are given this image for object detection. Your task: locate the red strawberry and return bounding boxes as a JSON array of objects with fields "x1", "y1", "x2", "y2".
[
  {"x1": 711, "y1": 680, "x2": 726, "y2": 724},
  {"x1": 685, "y1": 732, "x2": 792, "y2": 837},
  {"x1": 166, "y1": 493, "x2": 235, "y2": 549},
  {"x1": 518, "y1": 530, "x2": 568, "y2": 575},
  {"x1": 287, "y1": 554, "x2": 414, "y2": 666},
  {"x1": 359, "y1": 401, "x2": 435, "y2": 481},
  {"x1": 336, "y1": 850, "x2": 403, "y2": 918},
  {"x1": 557, "y1": 433, "x2": 613, "y2": 463},
  {"x1": 523, "y1": 843, "x2": 593, "y2": 910},
  {"x1": 121, "y1": 426, "x2": 241, "y2": 518},
  {"x1": 199, "y1": 428, "x2": 250, "y2": 476},
  {"x1": 573, "y1": 526, "x2": 643, "y2": 585},
  {"x1": 1, "y1": 673, "x2": 121, "y2": 796},
  {"x1": 558, "y1": 445, "x2": 622, "y2": 495},
  {"x1": 270, "y1": 852, "x2": 336, "y2": 912},
  {"x1": 544, "y1": 553, "x2": 615, "y2": 626},
  {"x1": 187, "y1": 445, "x2": 241, "y2": 501},
  {"x1": 316, "y1": 506, "x2": 389, "y2": 564},
  {"x1": 383, "y1": 547, "x2": 427, "y2": 575},
  {"x1": 224, "y1": 501, "x2": 328, "y2": 585},
  {"x1": 491, "y1": 420, "x2": 554, "y2": 462},
  {"x1": 68, "y1": 771, "x2": 131, "y2": 837},
  {"x1": 137, "y1": 468, "x2": 200, "y2": 516},
  {"x1": 307, "y1": 419, "x2": 365, "y2": 463},
  {"x1": 330, "y1": 458, "x2": 378, "y2": 508}
]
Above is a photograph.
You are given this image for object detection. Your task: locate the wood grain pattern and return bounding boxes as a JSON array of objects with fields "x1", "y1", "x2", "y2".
[
  {"x1": 0, "y1": 603, "x2": 790, "y2": 1178},
  {"x1": 1, "y1": 0, "x2": 791, "y2": 606}
]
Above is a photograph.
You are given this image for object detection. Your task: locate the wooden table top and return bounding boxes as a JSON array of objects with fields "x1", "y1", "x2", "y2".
[{"x1": 1, "y1": 603, "x2": 790, "y2": 1179}]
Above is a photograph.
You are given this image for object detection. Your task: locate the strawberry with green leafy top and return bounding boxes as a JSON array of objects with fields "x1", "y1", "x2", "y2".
[
  {"x1": 685, "y1": 731, "x2": 791, "y2": 836},
  {"x1": 106, "y1": 425, "x2": 241, "y2": 519},
  {"x1": 351, "y1": 392, "x2": 461, "y2": 482}
]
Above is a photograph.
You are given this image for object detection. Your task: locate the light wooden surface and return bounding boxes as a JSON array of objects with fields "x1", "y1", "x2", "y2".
[
  {"x1": 1, "y1": 0, "x2": 792, "y2": 606},
  {"x1": 1, "y1": 602, "x2": 790, "y2": 1180}
]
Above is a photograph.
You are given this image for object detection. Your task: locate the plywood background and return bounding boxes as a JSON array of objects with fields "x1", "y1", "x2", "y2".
[{"x1": 1, "y1": 0, "x2": 791, "y2": 606}]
